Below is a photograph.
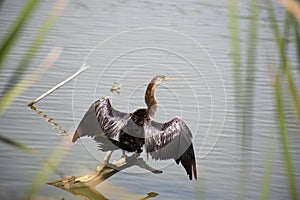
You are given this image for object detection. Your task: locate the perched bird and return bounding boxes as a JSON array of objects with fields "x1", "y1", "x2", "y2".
[{"x1": 72, "y1": 75, "x2": 197, "y2": 180}]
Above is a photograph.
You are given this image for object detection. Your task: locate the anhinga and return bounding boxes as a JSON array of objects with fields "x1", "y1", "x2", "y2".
[{"x1": 72, "y1": 75, "x2": 197, "y2": 180}]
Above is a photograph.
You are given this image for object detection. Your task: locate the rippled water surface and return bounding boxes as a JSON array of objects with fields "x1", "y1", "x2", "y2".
[{"x1": 1, "y1": 1, "x2": 300, "y2": 200}]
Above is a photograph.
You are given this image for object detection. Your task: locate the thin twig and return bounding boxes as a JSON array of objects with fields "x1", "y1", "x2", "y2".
[{"x1": 28, "y1": 63, "x2": 89, "y2": 106}]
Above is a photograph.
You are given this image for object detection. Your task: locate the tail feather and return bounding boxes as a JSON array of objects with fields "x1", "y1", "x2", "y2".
[
  {"x1": 192, "y1": 157, "x2": 197, "y2": 180},
  {"x1": 72, "y1": 131, "x2": 80, "y2": 143},
  {"x1": 176, "y1": 144, "x2": 197, "y2": 180}
]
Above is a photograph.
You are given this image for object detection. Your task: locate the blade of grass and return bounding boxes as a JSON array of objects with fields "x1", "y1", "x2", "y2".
[
  {"x1": 0, "y1": 134, "x2": 36, "y2": 155},
  {"x1": 264, "y1": 0, "x2": 284, "y2": 60},
  {"x1": 241, "y1": 0, "x2": 259, "y2": 152},
  {"x1": 285, "y1": 63, "x2": 300, "y2": 126},
  {"x1": 1, "y1": 0, "x2": 68, "y2": 96},
  {"x1": 245, "y1": 0, "x2": 259, "y2": 84},
  {"x1": 238, "y1": 2, "x2": 260, "y2": 200},
  {"x1": 259, "y1": 137, "x2": 275, "y2": 200},
  {"x1": 292, "y1": 20, "x2": 300, "y2": 72},
  {"x1": 227, "y1": 0, "x2": 242, "y2": 106},
  {"x1": 0, "y1": 0, "x2": 42, "y2": 69},
  {"x1": 265, "y1": 0, "x2": 300, "y2": 129},
  {"x1": 283, "y1": 13, "x2": 292, "y2": 49},
  {"x1": 0, "y1": 46, "x2": 62, "y2": 115},
  {"x1": 273, "y1": 74, "x2": 298, "y2": 200},
  {"x1": 282, "y1": 10, "x2": 300, "y2": 127},
  {"x1": 25, "y1": 140, "x2": 69, "y2": 199},
  {"x1": 227, "y1": 1, "x2": 246, "y2": 199},
  {"x1": 265, "y1": 1, "x2": 299, "y2": 198}
]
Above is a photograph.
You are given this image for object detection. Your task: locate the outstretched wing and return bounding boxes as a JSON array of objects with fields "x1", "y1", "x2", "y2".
[
  {"x1": 144, "y1": 117, "x2": 197, "y2": 180},
  {"x1": 72, "y1": 97, "x2": 131, "y2": 151}
]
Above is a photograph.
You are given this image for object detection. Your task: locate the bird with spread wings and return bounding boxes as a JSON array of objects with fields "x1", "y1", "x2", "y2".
[{"x1": 72, "y1": 75, "x2": 197, "y2": 180}]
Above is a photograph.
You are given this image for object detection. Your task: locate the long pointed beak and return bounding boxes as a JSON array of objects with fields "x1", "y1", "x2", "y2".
[{"x1": 164, "y1": 77, "x2": 176, "y2": 81}]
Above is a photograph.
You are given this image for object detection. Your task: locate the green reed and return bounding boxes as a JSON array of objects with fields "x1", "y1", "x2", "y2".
[
  {"x1": 264, "y1": 0, "x2": 299, "y2": 199},
  {"x1": 274, "y1": 73, "x2": 298, "y2": 200},
  {"x1": 0, "y1": 0, "x2": 68, "y2": 199},
  {"x1": 0, "y1": 0, "x2": 65, "y2": 145},
  {"x1": 0, "y1": 0, "x2": 41, "y2": 69},
  {"x1": 228, "y1": 0, "x2": 299, "y2": 199},
  {"x1": 264, "y1": 0, "x2": 300, "y2": 127},
  {"x1": 25, "y1": 141, "x2": 69, "y2": 199},
  {"x1": 0, "y1": 0, "x2": 42, "y2": 151},
  {"x1": 227, "y1": 0, "x2": 260, "y2": 199},
  {"x1": 259, "y1": 138, "x2": 275, "y2": 200}
]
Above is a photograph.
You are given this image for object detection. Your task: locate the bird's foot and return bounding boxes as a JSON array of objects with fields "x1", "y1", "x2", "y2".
[
  {"x1": 135, "y1": 157, "x2": 163, "y2": 174},
  {"x1": 102, "y1": 151, "x2": 113, "y2": 165},
  {"x1": 121, "y1": 154, "x2": 128, "y2": 161},
  {"x1": 121, "y1": 150, "x2": 128, "y2": 160}
]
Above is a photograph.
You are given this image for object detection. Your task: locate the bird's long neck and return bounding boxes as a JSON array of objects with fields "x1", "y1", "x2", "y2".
[{"x1": 145, "y1": 82, "x2": 158, "y2": 118}]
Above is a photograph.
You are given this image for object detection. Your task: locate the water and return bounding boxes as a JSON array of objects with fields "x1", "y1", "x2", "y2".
[{"x1": 1, "y1": 1, "x2": 300, "y2": 199}]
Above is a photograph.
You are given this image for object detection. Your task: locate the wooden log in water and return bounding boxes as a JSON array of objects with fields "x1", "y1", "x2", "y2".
[{"x1": 47, "y1": 153, "x2": 162, "y2": 193}]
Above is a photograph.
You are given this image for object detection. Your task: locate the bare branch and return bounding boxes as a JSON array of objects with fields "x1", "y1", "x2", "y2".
[
  {"x1": 48, "y1": 152, "x2": 162, "y2": 192},
  {"x1": 28, "y1": 63, "x2": 89, "y2": 106}
]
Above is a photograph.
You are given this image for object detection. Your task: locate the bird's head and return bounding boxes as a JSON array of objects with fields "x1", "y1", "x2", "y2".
[{"x1": 150, "y1": 75, "x2": 176, "y2": 85}]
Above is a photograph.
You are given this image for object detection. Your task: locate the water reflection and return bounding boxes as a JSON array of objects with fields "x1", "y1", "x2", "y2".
[
  {"x1": 139, "y1": 192, "x2": 159, "y2": 200},
  {"x1": 48, "y1": 180, "x2": 158, "y2": 200},
  {"x1": 29, "y1": 104, "x2": 69, "y2": 137},
  {"x1": 28, "y1": 104, "x2": 67, "y2": 179},
  {"x1": 46, "y1": 152, "x2": 160, "y2": 200},
  {"x1": 110, "y1": 82, "x2": 122, "y2": 95}
]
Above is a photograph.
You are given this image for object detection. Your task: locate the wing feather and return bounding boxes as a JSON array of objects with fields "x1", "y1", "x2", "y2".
[
  {"x1": 72, "y1": 97, "x2": 131, "y2": 151},
  {"x1": 144, "y1": 117, "x2": 197, "y2": 180},
  {"x1": 94, "y1": 97, "x2": 131, "y2": 138}
]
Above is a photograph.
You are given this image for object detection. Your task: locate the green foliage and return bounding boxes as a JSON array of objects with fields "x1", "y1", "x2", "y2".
[
  {"x1": 0, "y1": 0, "x2": 43, "y2": 161},
  {"x1": 0, "y1": 0, "x2": 68, "y2": 199},
  {"x1": 259, "y1": 138, "x2": 275, "y2": 200},
  {"x1": 2, "y1": 0, "x2": 66, "y2": 95},
  {"x1": 0, "y1": 134, "x2": 36, "y2": 155},
  {"x1": 264, "y1": 1, "x2": 299, "y2": 198},
  {"x1": 25, "y1": 142, "x2": 69, "y2": 199},
  {"x1": 0, "y1": 0, "x2": 42, "y2": 69},
  {"x1": 274, "y1": 74, "x2": 298, "y2": 200},
  {"x1": 228, "y1": 0, "x2": 299, "y2": 199},
  {"x1": 227, "y1": 1, "x2": 260, "y2": 199}
]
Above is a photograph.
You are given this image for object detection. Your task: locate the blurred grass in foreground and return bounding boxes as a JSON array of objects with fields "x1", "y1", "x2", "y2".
[
  {"x1": 227, "y1": 0, "x2": 260, "y2": 199},
  {"x1": 228, "y1": 0, "x2": 300, "y2": 199},
  {"x1": 0, "y1": 0, "x2": 68, "y2": 199},
  {"x1": 25, "y1": 141, "x2": 70, "y2": 199}
]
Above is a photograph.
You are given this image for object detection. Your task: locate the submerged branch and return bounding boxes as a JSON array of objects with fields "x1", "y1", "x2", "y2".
[{"x1": 48, "y1": 152, "x2": 162, "y2": 193}]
